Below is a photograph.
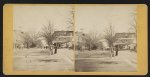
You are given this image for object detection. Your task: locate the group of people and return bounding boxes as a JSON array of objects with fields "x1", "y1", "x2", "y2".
[
  {"x1": 49, "y1": 43, "x2": 58, "y2": 55},
  {"x1": 111, "y1": 45, "x2": 119, "y2": 57}
]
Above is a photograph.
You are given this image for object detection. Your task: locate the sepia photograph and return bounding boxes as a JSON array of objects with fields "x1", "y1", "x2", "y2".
[
  {"x1": 75, "y1": 5, "x2": 137, "y2": 72},
  {"x1": 13, "y1": 5, "x2": 74, "y2": 71},
  {"x1": 3, "y1": 4, "x2": 147, "y2": 75},
  {"x1": 13, "y1": 5, "x2": 138, "y2": 72}
]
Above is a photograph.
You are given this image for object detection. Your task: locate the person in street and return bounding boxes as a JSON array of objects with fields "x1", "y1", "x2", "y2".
[
  {"x1": 54, "y1": 43, "x2": 58, "y2": 54},
  {"x1": 111, "y1": 47, "x2": 115, "y2": 57},
  {"x1": 115, "y1": 45, "x2": 119, "y2": 56},
  {"x1": 49, "y1": 44, "x2": 53, "y2": 55}
]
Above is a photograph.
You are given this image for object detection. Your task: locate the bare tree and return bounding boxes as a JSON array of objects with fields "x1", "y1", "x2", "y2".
[
  {"x1": 130, "y1": 17, "x2": 136, "y2": 33},
  {"x1": 21, "y1": 31, "x2": 41, "y2": 48},
  {"x1": 129, "y1": 10, "x2": 137, "y2": 33},
  {"x1": 30, "y1": 32, "x2": 41, "y2": 47},
  {"x1": 81, "y1": 31, "x2": 101, "y2": 51},
  {"x1": 21, "y1": 32, "x2": 33, "y2": 48},
  {"x1": 104, "y1": 23, "x2": 116, "y2": 51},
  {"x1": 129, "y1": 10, "x2": 137, "y2": 52},
  {"x1": 66, "y1": 6, "x2": 74, "y2": 31},
  {"x1": 41, "y1": 21, "x2": 56, "y2": 52}
]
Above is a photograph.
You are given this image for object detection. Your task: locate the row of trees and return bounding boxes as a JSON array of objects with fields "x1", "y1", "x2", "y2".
[
  {"x1": 15, "y1": 21, "x2": 56, "y2": 49},
  {"x1": 15, "y1": 8, "x2": 137, "y2": 53},
  {"x1": 76, "y1": 14, "x2": 137, "y2": 52},
  {"x1": 76, "y1": 10, "x2": 137, "y2": 51},
  {"x1": 15, "y1": 7, "x2": 75, "y2": 50},
  {"x1": 18, "y1": 32, "x2": 41, "y2": 48},
  {"x1": 77, "y1": 31, "x2": 102, "y2": 51},
  {"x1": 76, "y1": 24, "x2": 115, "y2": 51},
  {"x1": 16, "y1": 19, "x2": 136, "y2": 51},
  {"x1": 14, "y1": 22, "x2": 55, "y2": 50}
]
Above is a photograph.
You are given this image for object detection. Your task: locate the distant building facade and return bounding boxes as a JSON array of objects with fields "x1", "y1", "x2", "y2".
[
  {"x1": 53, "y1": 31, "x2": 74, "y2": 48},
  {"x1": 114, "y1": 33, "x2": 136, "y2": 50}
]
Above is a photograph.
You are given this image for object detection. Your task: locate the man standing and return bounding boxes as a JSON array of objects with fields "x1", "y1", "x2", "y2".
[
  {"x1": 49, "y1": 44, "x2": 53, "y2": 55},
  {"x1": 115, "y1": 45, "x2": 119, "y2": 56},
  {"x1": 54, "y1": 43, "x2": 57, "y2": 54}
]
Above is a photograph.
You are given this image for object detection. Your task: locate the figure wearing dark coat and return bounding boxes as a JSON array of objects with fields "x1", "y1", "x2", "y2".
[
  {"x1": 115, "y1": 45, "x2": 119, "y2": 56},
  {"x1": 54, "y1": 43, "x2": 57, "y2": 54}
]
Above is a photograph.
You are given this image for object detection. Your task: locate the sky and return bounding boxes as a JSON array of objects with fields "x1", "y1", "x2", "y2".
[
  {"x1": 13, "y1": 5, "x2": 72, "y2": 33},
  {"x1": 13, "y1": 5, "x2": 137, "y2": 35},
  {"x1": 75, "y1": 5, "x2": 137, "y2": 35}
]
